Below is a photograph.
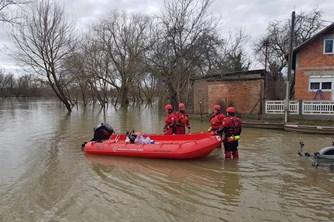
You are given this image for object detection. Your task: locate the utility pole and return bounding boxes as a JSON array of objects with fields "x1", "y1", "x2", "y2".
[
  {"x1": 264, "y1": 39, "x2": 270, "y2": 72},
  {"x1": 285, "y1": 11, "x2": 295, "y2": 123},
  {"x1": 262, "y1": 39, "x2": 270, "y2": 118}
]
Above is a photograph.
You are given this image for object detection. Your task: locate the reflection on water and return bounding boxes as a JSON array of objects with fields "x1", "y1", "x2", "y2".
[
  {"x1": 0, "y1": 99, "x2": 333, "y2": 222},
  {"x1": 84, "y1": 154, "x2": 243, "y2": 221}
]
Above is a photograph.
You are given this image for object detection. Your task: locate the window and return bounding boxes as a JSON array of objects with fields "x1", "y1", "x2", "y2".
[
  {"x1": 322, "y1": 82, "x2": 332, "y2": 90},
  {"x1": 309, "y1": 75, "x2": 333, "y2": 92},
  {"x1": 309, "y1": 81, "x2": 332, "y2": 91},
  {"x1": 324, "y1": 39, "x2": 334, "y2": 54},
  {"x1": 310, "y1": 82, "x2": 320, "y2": 90}
]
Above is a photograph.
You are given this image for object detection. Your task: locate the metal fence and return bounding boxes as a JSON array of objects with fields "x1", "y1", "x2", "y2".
[{"x1": 265, "y1": 100, "x2": 334, "y2": 115}]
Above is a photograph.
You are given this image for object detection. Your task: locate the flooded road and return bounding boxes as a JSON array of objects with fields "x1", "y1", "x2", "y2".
[{"x1": 0, "y1": 98, "x2": 333, "y2": 222}]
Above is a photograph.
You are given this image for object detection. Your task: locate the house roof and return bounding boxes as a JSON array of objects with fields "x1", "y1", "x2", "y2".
[
  {"x1": 293, "y1": 22, "x2": 334, "y2": 54},
  {"x1": 292, "y1": 23, "x2": 334, "y2": 69},
  {"x1": 191, "y1": 69, "x2": 270, "y2": 82}
]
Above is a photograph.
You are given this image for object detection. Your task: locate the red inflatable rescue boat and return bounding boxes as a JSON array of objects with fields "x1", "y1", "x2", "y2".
[{"x1": 83, "y1": 132, "x2": 222, "y2": 159}]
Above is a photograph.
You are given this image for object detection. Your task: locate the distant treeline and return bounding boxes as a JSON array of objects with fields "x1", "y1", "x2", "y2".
[{"x1": 0, "y1": 72, "x2": 53, "y2": 98}]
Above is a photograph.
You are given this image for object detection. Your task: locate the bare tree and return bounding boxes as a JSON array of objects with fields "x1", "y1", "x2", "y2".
[
  {"x1": 0, "y1": 0, "x2": 30, "y2": 24},
  {"x1": 0, "y1": 69, "x2": 14, "y2": 97},
  {"x1": 93, "y1": 11, "x2": 154, "y2": 107},
  {"x1": 146, "y1": 0, "x2": 222, "y2": 107},
  {"x1": 220, "y1": 28, "x2": 250, "y2": 72},
  {"x1": 138, "y1": 73, "x2": 160, "y2": 104},
  {"x1": 10, "y1": 0, "x2": 76, "y2": 112},
  {"x1": 192, "y1": 31, "x2": 225, "y2": 76},
  {"x1": 79, "y1": 34, "x2": 114, "y2": 107},
  {"x1": 254, "y1": 8, "x2": 324, "y2": 98},
  {"x1": 64, "y1": 51, "x2": 91, "y2": 107}
]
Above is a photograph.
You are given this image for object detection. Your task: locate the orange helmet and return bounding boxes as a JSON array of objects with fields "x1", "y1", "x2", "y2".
[
  {"x1": 226, "y1": 106, "x2": 236, "y2": 113},
  {"x1": 178, "y1": 103, "x2": 185, "y2": 109},
  {"x1": 213, "y1": 105, "x2": 221, "y2": 111},
  {"x1": 165, "y1": 104, "x2": 173, "y2": 110}
]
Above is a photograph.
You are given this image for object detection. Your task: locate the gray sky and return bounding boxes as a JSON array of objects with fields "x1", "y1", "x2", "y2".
[{"x1": 1, "y1": 0, "x2": 333, "y2": 74}]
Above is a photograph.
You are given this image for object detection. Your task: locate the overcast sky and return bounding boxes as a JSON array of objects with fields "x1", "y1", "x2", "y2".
[{"x1": 1, "y1": 0, "x2": 333, "y2": 74}]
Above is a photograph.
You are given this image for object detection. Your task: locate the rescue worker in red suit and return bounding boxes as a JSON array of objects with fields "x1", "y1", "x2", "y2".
[
  {"x1": 175, "y1": 103, "x2": 191, "y2": 134},
  {"x1": 163, "y1": 104, "x2": 176, "y2": 135},
  {"x1": 208, "y1": 105, "x2": 225, "y2": 134},
  {"x1": 217, "y1": 107, "x2": 242, "y2": 159}
]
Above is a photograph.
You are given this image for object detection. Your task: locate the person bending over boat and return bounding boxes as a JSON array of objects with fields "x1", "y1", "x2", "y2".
[
  {"x1": 217, "y1": 107, "x2": 242, "y2": 159},
  {"x1": 163, "y1": 104, "x2": 177, "y2": 135},
  {"x1": 175, "y1": 103, "x2": 191, "y2": 134},
  {"x1": 208, "y1": 105, "x2": 225, "y2": 134}
]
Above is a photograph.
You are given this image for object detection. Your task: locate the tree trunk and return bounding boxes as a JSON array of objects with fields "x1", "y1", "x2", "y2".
[{"x1": 120, "y1": 85, "x2": 129, "y2": 107}]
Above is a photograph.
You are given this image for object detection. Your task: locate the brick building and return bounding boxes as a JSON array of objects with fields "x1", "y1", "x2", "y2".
[
  {"x1": 292, "y1": 23, "x2": 334, "y2": 101},
  {"x1": 191, "y1": 69, "x2": 275, "y2": 115}
]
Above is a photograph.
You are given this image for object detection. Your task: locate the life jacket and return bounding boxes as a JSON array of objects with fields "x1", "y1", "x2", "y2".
[
  {"x1": 164, "y1": 112, "x2": 177, "y2": 134},
  {"x1": 224, "y1": 116, "x2": 242, "y2": 137},
  {"x1": 210, "y1": 113, "x2": 225, "y2": 130},
  {"x1": 175, "y1": 110, "x2": 189, "y2": 127},
  {"x1": 165, "y1": 112, "x2": 176, "y2": 126}
]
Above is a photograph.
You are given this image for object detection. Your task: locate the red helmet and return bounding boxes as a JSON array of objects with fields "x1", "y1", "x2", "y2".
[
  {"x1": 226, "y1": 106, "x2": 236, "y2": 113},
  {"x1": 178, "y1": 103, "x2": 185, "y2": 109},
  {"x1": 213, "y1": 105, "x2": 221, "y2": 111},
  {"x1": 165, "y1": 104, "x2": 173, "y2": 110}
]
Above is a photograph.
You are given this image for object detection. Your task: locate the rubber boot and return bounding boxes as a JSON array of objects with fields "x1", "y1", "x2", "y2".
[
  {"x1": 225, "y1": 151, "x2": 232, "y2": 159},
  {"x1": 232, "y1": 151, "x2": 239, "y2": 159}
]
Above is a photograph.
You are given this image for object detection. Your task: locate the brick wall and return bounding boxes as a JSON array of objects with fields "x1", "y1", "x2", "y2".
[
  {"x1": 193, "y1": 79, "x2": 263, "y2": 115},
  {"x1": 298, "y1": 36, "x2": 334, "y2": 67},
  {"x1": 193, "y1": 79, "x2": 209, "y2": 114},
  {"x1": 295, "y1": 70, "x2": 332, "y2": 100}
]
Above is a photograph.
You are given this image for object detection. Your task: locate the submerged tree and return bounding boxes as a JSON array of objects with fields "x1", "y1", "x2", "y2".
[
  {"x1": 89, "y1": 11, "x2": 154, "y2": 107},
  {"x1": 77, "y1": 37, "x2": 112, "y2": 108},
  {"x1": 146, "y1": 0, "x2": 223, "y2": 107},
  {"x1": 10, "y1": 0, "x2": 76, "y2": 112},
  {"x1": 0, "y1": 69, "x2": 14, "y2": 97}
]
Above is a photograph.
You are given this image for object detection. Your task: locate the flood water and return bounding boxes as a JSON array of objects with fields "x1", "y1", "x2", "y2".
[{"x1": 0, "y1": 98, "x2": 333, "y2": 222}]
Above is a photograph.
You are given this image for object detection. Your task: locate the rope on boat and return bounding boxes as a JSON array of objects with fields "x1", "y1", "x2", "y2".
[{"x1": 115, "y1": 134, "x2": 121, "y2": 142}]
